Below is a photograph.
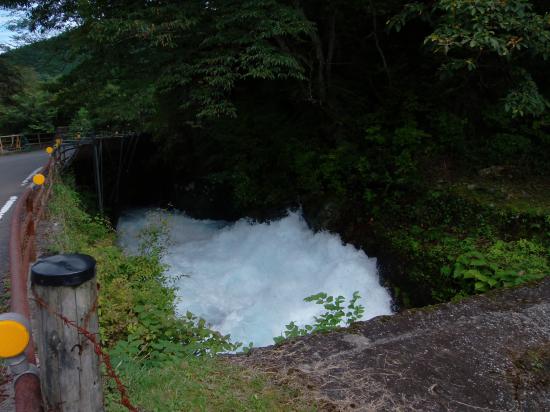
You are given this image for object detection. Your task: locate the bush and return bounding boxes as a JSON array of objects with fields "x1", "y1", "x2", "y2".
[
  {"x1": 448, "y1": 239, "x2": 548, "y2": 294},
  {"x1": 274, "y1": 292, "x2": 365, "y2": 344},
  {"x1": 47, "y1": 176, "x2": 238, "y2": 356},
  {"x1": 46, "y1": 176, "x2": 312, "y2": 410}
]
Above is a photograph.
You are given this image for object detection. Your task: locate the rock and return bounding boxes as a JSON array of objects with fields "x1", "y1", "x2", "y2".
[
  {"x1": 479, "y1": 166, "x2": 506, "y2": 177},
  {"x1": 171, "y1": 180, "x2": 242, "y2": 220},
  {"x1": 302, "y1": 199, "x2": 343, "y2": 232},
  {"x1": 229, "y1": 279, "x2": 550, "y2": 411}
]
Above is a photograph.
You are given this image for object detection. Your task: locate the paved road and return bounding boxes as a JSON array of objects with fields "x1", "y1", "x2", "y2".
[{"x1": 0, "y1": 151, "x2": 49, "y2": 283}]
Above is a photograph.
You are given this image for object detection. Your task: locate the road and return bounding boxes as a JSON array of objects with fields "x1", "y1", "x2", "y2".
[{"x1": 0, "y1": 151, "x2": 49, "y2": 287}]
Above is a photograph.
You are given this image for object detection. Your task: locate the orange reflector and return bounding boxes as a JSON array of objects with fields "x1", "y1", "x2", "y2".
[
  {"x1": 33, "y1": 174, "x2": 45, "y2": 186},
  {"x1": 0, "y1": 320, "x2": 30, "y2": 358}
]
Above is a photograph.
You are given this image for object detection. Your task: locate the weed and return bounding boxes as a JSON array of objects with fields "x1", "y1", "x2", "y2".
[{"x1": 274, "y1": 291, "x2": 365, "y2": 344}]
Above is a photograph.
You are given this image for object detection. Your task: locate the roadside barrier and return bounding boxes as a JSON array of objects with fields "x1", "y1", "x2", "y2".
[
  {"x1": 31, "y1": 263, "x2": 137, "y2": 411},
  {"x1": 6, "y1": 155, "x2": 54, "y2": 411},
  {"x1": 31, "y1": 254, "x2": 106, "y2": 411},
  {"x1": 2, "y1": 143, "x2": 138, "y2": 412}
]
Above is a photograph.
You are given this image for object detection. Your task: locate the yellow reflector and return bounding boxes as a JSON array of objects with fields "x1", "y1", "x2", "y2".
[
  {"x1": 46, "y1": 146, "x2": 54, "y2": 154},
  {"x1": 33, "y1": 173, "x2": 46, "y2": 186},
  {"x1": 0, "y1": 320, "x2": 30, "y2": 358}
]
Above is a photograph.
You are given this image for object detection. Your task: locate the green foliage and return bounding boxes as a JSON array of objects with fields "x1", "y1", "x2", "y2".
[
  {"x1": 68, "y1": 107, "x2": 93, "y2": 135},
  {"x1": 0, "y1": 83, "x2": 57, "y2": 133},
  {"x1": 429, "y1": 111, "x2": 468, "y2": 153},
  {"x1": 392, "y1": 0, "x2": 550, "y2": 117},
  {"x1": 47, "y1": 177, "x2": 314, "y2": 410},
  {"x1": 5, "y1": 0, "x2": 550, "y2": 313},
  {"x1": 110, "y1": 308, "x2": 239, "y2": 366},
  {"x1": 274, "y1": 292, "x2": 365, "y2": 344},
  {"x1": 487, "y1": 133, "x2": 533, "y2": 162},
  {"x1": 449, "y1": 240, "x2": 548, "y2": 293},
  {"x1": 47, "y1": 177, "x2": 239, "y2": 360},
  {"x1": 373, "y1": 181, "x2": 550, "y2": 306},
  {"x1": 504, "y1": 74, "x2": 550, "y2": 118},
  {"x1": 46, "y1": 177, "x2": 111, "y2": 251},
  {"x1": 6, "y1": 0, "x2": 312, "y2": 124},
  {"x1": 425, "y1": 0, "x2": 550, "y2": 60},
  {"x1": 214, "y1": 114, "x2": 432, "y2": 211},
  {"x1": 0, "y1": 62, "x2": 57, "y2": 134},
  {"x1": 1, "y1": 33, "x2": 77, "y2": 80},
  {"x1": 104, "y1": 355, "x2": 313, "y2": 412},
  {"x1": 3, "y1": 0, "x2": 550, "y2": 177},
  {"x1": 0, "y1": 58, "x2": 22, "y2": 105}
]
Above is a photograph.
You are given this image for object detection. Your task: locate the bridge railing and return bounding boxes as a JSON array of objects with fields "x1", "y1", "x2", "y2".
[{"x1": 0, "y1": 133, "x2": 56, "y2": 155}]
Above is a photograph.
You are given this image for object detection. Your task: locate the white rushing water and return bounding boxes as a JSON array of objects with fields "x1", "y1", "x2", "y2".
[{"x1": 118, "y1": 209, "x2": 393, "y2": 347}]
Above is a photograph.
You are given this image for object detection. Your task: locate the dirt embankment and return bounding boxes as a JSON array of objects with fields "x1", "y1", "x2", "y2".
[{"x1": 230, "y1": 279, "x2": 550, "y2": 411}]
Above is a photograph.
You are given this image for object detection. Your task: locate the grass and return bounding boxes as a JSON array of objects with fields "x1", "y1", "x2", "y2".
[
  {"x1": 44, "y1": 174, "x2": 315, "y2": 412},
  {"x1": 105, "y1": 356, "x2": 311, "y2": 412},
  {"x1": 451, "y1": 175, "x2": 550, "y2": 215},
  {"x1": 371, "y1": 172, "x2": 550, "y2": 306}
]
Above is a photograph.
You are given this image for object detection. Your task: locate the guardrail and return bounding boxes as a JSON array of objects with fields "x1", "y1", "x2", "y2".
[
  {"x1": 6, "y1": 142, "x2": 94, "y2": 411},
  {"x1": 8, "y1": 155, "x2": 55, "y2": 411},
  {"x1": 3, "y1": 133, "x2": 139, "y2": 411}
]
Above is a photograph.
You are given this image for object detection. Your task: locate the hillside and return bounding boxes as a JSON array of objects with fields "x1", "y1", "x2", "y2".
[{"x1": 1, "y1": 32, "x2": 76, "y2": 79}]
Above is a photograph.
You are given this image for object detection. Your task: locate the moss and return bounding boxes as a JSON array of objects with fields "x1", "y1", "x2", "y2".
[
  {"x1": 451, "y1": 176, "x2": 550, "y2": 216},
  {"x1": 370, "y1": 179, "x2": 550, "y2": 307},
  {"x1": 513, "y1": 343, "x2": 550, "y2": 394}
]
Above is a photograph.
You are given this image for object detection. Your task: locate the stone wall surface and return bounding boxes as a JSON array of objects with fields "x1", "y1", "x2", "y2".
[{"x1": 230, "y1": 278, "x2": 550, "y2": 411}]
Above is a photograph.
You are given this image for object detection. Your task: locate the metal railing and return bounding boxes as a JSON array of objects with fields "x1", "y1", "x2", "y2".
[{"x1": 0, "y1": 133, "x2": 55, "y2": 155}]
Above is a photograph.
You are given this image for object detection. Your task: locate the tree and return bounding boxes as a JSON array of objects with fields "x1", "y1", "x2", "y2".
[
  {"x1": 0, "y1": 58, "x2": 22, "y2": 105},
  {"x1": 0, "y1": 65, "x2": 56, "y2": 134},
  {"x1": 1, "y1": 1, "x2": 314, "y2": 121},
  {"x1": 390, "y1": 0, "x2": 550, "y2": 116}
]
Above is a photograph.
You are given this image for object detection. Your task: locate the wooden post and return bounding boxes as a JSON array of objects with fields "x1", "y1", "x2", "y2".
[{"x1": 31, "y1": 254, "x2": 104, "y2": 412}]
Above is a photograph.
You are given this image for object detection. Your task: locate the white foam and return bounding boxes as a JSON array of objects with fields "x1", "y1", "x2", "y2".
[{"x1": 118, "y1": 209, "x2": 393, "y2": 347}]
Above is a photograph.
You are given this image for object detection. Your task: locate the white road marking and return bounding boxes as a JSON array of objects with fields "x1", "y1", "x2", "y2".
[
  {"x1": 0, "y1": 196, "x2": 18, "y2": 221},
  {"x1": 21, "y1": 167, "x2": 43, "y2": 187}
]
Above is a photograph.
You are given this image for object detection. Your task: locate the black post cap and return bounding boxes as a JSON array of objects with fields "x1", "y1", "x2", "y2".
[{"x1": 31, "y1": 254, "x2": 96, "y2": 287}]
